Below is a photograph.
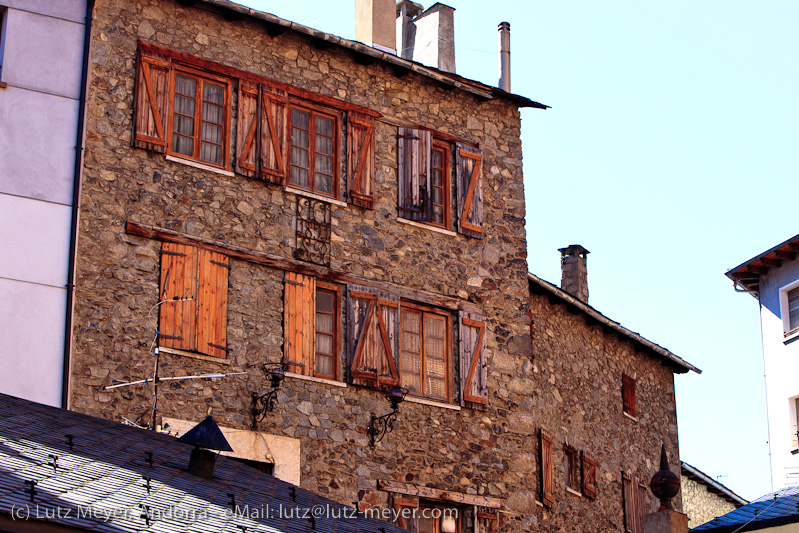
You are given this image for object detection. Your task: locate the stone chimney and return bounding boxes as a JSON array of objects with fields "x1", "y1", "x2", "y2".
[
  {"x1": 559, "y1": 245, "x2": 590, "y2": 302},
  {"x1": 355, "y1": 0, "x2": 397, "y2": 54},
  {"x1": 396, "y1": 1, "x2": 456, "y2": 73},
  {"x1": 498, "y1": 22, "x2": 510, "y2": 91}
]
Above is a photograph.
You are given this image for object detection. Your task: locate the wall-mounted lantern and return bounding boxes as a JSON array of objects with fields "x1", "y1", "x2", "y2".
[
  {"x1": 367, "y1": 386, "x2": 409, "y2": 448},
  {"x1": 250, "y1": 362, "x2": 286, "y2": 428}
]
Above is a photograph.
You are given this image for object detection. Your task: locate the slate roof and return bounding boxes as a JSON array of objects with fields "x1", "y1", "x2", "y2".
[
  {"x1": 691, "y1": 486, "x2": 799, "y2": 532},
  {"x1": 0, "y1": 392, "x2": 411, "y2": 533}
]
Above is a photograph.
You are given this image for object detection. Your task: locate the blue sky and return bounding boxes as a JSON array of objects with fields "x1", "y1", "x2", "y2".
[{"x1": 239, "y1": 0, "x2": 799, "y2": 500}]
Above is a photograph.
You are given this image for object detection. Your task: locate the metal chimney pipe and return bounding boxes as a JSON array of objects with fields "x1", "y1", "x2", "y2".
[{"x1": 498, "y1": 22, "x2": 511, "y2": 92}]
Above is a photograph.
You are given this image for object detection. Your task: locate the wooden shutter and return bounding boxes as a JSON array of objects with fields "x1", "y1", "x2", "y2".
[
  {"x1": 196, "y1": 249, "x2": 229, "y2": 358},
  {"x1": 260, "y1": 85, "x2": 287, "y2": 185},
  {"x1": 235, "y1": 80, "x2": 259, "y2": 177},
  {"x1": 133, "y1": 49, "x2": 171, "y2": 152},
  {"x1": 398, "y1": 127, "x2": 432, "y2": 221},
  {"x1": 455, "y1": 145, "x2": 483, "y2": 238},
  {"x1": 540, "y1": 429, "x2": 555, "y2": 508},
  {"x1": 348, "y1": 112, "x2": 376, "y2": 209},
  {"x1": 459, "y1": 311, "x2": 487, "y2": 405},
  {"x1": 476, "y1": 510, "x2": 498, "y2": 533},
  {"x1": 284, "y1": 272, "x2": 315, "y2": 376},
  {"x1": 623, "y1": 474, "x2": 648, "y2": 533},
  {"x1": 159, "y1": 243, "x2": 198, "y2": 352},
  {"x1": 347, "y1": 285, "x2": 399, "y2": 387},
  {"x1": 622, "y1": 374, "x2": 637, "y2": 417},
  {"x1": 582, "y1": 452, "x2": 597, "y2": 499},
  {"x1": 391, "y1": 495, "x2": 419, "y2": 531}
]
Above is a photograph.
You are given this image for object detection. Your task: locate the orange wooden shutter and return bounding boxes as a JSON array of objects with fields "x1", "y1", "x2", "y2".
[
  {"x1": 623, "y1": 473, "x2": 647, "y2": 533},
  {"x1": 582, "y1": 452, "x2": 597, "y2": 499},
  {"x1": 391, "y1": 496, "x2": 419, "y2": 531},
  {"x1": 133, "y1": 49, "x2": 171, "y2": 152},
  {"x1": 347, "y1": 286, "x2": 399, "y2": 387},
  {"x1": 260, "y1": 85, "x2": 287, "y2": 185},
  {"x1": 196, "y1": 249, "x2": 229, "y2": 358},
  {"x1": 348, "y1": 112, "x2": 375, "y2": 209},
  {"x1": 235, "y1": 80, "x2": 259, "y2": 178},
  {"x1": 398, "y1": 128, "x2": 432, "y2": 221},
  {"x1": 284, "y1": 272, "x2": 315, "y2": 376},
  {"x1": 540, "y1": 429, "x2": 555, "y2": 508},
  {"x1": 459, "y1": 311, "x2": 487, "y2": 405},
  {"x1": 456, "y1": 145, "x2": 483, "y2": 238},
  {"x1": 158, "y1": 243, "x2": 198, "y2": 352},
  {"x1": 623, "y1": 374, "x2": 637, "y2": 417},
  {"x1": 476, "y1": 510, "x2": 498, "y2": 533}
]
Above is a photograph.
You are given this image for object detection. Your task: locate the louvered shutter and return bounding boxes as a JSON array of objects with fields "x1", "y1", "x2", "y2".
[
  {"x1": 284, "y1": 272, "x2": 315, "y2": 376},
  {"x1": 391, "y1": 496, "x2": 419, "y2": 532},
  {"x1": 260, "y1": 85, "x2": 287, "y2": 185},
  {"x1": 347, "y1": 285, "x2": 399, "y2": 387},
  {"x1": 540, "y1": 429, "x2": 555, "y2": 508},
  {"x1": 582, "y1": 452, "x2": 597, "y2": 499},
  {"x1": 456, "y1": 145, "x2": 483, "y2": 238},
  {"x1": 159, "y1": 243, "x2": 198, "y2": 352},
  {"x1": 398, "y1": 128, "x2": 432, "y2": 221},
  {"x1": 235, "y1": 80, "x2": 259, "y2": 177},
  {"x1": 622, "y1": 374, "x2": 637, "y2": 417},
  {"x1": 196, "y1": 249, "x2": 229, "y2": 358},
  {"x1": 133, "y1": 49, "x2": 171, "y2": 152},
  {"x1": 348, "y1": 112, "x2": 376, "y2": 209},
  {"x1": 459, "y1": 311, "x2": 487, "y2": 405},
  {"x1": 476, "y1": 510, "x2": 498, "y2": 533}
]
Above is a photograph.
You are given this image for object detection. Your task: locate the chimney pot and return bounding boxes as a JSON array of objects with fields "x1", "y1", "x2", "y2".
[
  {"x1": 355, "y1": 0, "x2": 397, "y2": 54},
  {"x1": 559, "y1": 245, "x2": 590, "y2": 303},
  {"x1": 498, "y1": 21, "x2": 510, "y2": 92}
]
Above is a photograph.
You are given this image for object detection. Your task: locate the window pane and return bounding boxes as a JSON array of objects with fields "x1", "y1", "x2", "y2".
[
  {"x1": 173, "y1": 113, "x2": 194, "y2": 136},
  {"x1": 290, "y1": 166, "x2": 308, "y2": 187},
  {"x1": 432, "y1": 206, "x2": 443, "y2": 224},
  {"x1": 174, "y1": 94, "x2": 196, "y2": 119},
  {"x1": 315, "y1": 115, "x2": 334, "y2": 136},
  {"x1": 291, "y1": 146, "x2": 309, "y2": 169},
  {"x1": 317, "y1": 290, "x2": 334, "y2": 313},
  {"x1": 172, "y1": 134, "x2": 193, "y2": 157},
  {"x1": 203, "y1": 82, "x2": 224, "y2": 105},
  {"x1": 315, "y1": 354, "x2": 333, "y2": 377},
  {"x1": 315, "y1": 135, "x2": 334, "y2": 155},
  {"x1": 174, "y1": 75, "x2": 197, "y2": 97},
  {"x1": 201, "y1": 122, "x2": 223, "y2": 144},
  {"x1": 292, "y1": 108, "x2": 309, "y2": 130},
  {"x1": 315, "y1": 173, "x2": 333, "y2": 195},
  {"x1": 401, "y1": 310, "x2": 422, "y2": 394},
  {"x1": 291, "y1": 127, "x2": 309, "y2": 150},
  {"x1": 316, "y1": 313, "x2": 333, "y2": 335},
  {"x1": 425, "y1": 315, "x2": 446, "y2": 399},
  {"x1": 315, "y1": 332, "x2": 333, "y2": 355},
  {"x1": 202, "y1": 102, "x2": 224, "y2": 125},
  {"x1": 315, "y1": 154, "x2": 334, "y2": 175},
  {"x1": 200, "y1": 142, "x2": 221, "y2": 164}
]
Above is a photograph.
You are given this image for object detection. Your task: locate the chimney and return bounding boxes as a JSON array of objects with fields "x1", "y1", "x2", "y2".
[
  {"x1": 396, "y1": 1, "x2": 456, "y2": 73},
  {"x1": 355, "y1": 0, "x2": 397, "y2": 54},
  {"x1": 177, "y1": 416, "x2": 233, "y2": 479},
  {"x1": 559, "y1": 245, "x2": 590, "y2": 303},
  {"x1": 497, "y1": 22, "x2": 510, "y2": 91}
]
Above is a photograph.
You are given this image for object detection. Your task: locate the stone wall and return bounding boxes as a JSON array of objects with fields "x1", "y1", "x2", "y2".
[{"x1": 681, "y1": 475, "x2": 740, "y2": 529}]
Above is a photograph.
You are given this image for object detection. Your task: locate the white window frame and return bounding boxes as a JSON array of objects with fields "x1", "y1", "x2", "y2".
[
  {"x1": 778, "y1": 279, "x2": 799, "y2": 339},
  {"x1": 789, "y1": 395, "x2": 799, "y2": 452}
]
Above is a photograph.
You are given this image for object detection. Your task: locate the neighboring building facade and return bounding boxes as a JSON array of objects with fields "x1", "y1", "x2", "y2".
[
  {"x1": 64, "y1": 0, "x2": 699, "y2": 531},
  {"x1": 692, "y1": 486, "x2": 799, "y2": 533},
  {"x1": 0, "y1": 0, "x2": 89, "y2": 407},
  {"x1": 727, "y1": 233, "x2": 799, "y2": 490},
  {"x1": 681, "y1": 461, "x2": 748, "y2": 529}
]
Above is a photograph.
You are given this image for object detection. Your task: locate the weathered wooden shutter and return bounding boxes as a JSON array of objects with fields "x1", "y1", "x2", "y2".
[
  {"x1": 196, "y1": 249, "x2": 229, "y2": 358},
  {"x1": 391, "y1": 495, "x2": 419, "y2": 532},
  {"x1": 235, "y1": 80, "x2": 259, "y2": 177},
  {"x1": 582, "y1": 452, "x2": 597, "y2": 499},
  {"x1": 622, "y1": 374, "x2": 637, "y2": 417},
  {"x1": 398, "y1": 127, "x2": 432, "y2": 221},
  {"x1": 284, "y1": 272, "x2": 315, "y2": 376},
  {"x1": 133, "y1": 49, "x2": 171, "y2": 152},
  {"x1": 623, "y1": 474, "x2": 647, "y2": 533},
  {"x1": 348, "y1": 112, "x2": 376, "y2": 209},
  {"x1": 159, "y1": 243, "x2": 199, "y2": 352},
  {"x1": 259, "y1": 85, "x2": 287, "y2": 185},
  {"x1": 540, "y1": 429, "x2": 555, "y2": 508},
  {"x1": 459, "y1": 311, "x2": 487, "y2": 405},
  {"x1": 476, "y1": 510, "x2": 498, "y2": 533},
  {"x1": 347, "y1": 285, "x2": 399, "y2": 387},
  {"x1": 455, "y1": 145, "x2": 483, "y2": 238}
]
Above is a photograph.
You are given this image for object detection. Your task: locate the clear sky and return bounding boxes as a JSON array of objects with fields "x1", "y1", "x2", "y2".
[{"x1": 238, "y1": 0, "x2": 799, "y2": 500}]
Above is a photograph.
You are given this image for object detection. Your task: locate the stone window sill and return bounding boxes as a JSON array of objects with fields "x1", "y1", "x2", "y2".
[
  {"x1": 397, "y1": 218, "x2": 457, "y2": 236},
  {"x1": 285, "y1": 187, "x2": 347, "y2": 208},
  {"x1": 623, "y1": 411, "x2": 638, "y2": 423},
  {"x1": 165, "y1": 155, "x2": 235, "y2": 177},
  {"x1": 158, "y1": 346, "x2": 231, "y2": 365},
  {"x1": 566, "y1": 487, "x2": 582, "y2": 498},
  {"x1": 285, "y1": 371, "x2": 347, "y2": 388},
  {"x1": 404, "y1": 395, "x2": 461, "y2": 411}
]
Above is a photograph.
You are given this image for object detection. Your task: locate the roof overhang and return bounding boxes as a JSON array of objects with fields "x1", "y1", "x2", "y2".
[
  {"x1": 528, "y1": 273, "x2": 701, "y2": 374},
  {"x1": 680, "y1": 461, "x2": 748, "y2": 507},
  {"x1": 726, "y1": 232, "x2": 799, "y2": 296}
]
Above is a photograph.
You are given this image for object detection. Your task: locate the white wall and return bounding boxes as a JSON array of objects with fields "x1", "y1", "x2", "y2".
[{"x1": 0, "y1": 1, "x2": 86, "y2": 406}]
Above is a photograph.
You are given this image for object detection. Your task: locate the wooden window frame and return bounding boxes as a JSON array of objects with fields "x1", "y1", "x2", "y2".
[
  {"x1": 287, "y1": 100, "x2": 341, "y2": 199},
  {"x1": 429, "y1": 140, "x2": 452, "y2": 230},
  {"x1": 399, "y1": 301, "x2": 452, "y2": 403},
  {"x1": 564, "y1": 446, "x2": 580, "y2": 492},
  {"x1": 314, "y1": 281, "x2": 341, "y2": 381},
  {"x1": 166, "y1": 64, "x2": 232, "y2": 169},
  {"x1": 417, "y1": 500, "x2": 462, "y2": 533},
  {"x1": 622, "y1": 374, "x2": 637, "y2": 417}
]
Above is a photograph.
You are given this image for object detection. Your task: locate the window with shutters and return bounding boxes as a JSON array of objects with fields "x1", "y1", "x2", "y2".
[
  {"x1": 622, "y1": 473, "x2": 649, "y2": 533},
  {"x1": 399, "y1": 303, "x2": 451, "y2": 402},
  {"x1": 582, "y1": 452, "x2": 598, "y2": 499},
  {"x1": 779, "y1": 281, "x2": 799, "y2": 338},
  {"x1": 287, "y1": 103, "x2": 339, "y2": 199},
  {"x1": 284, "y1": 272, "x2": 341, "y2": 381},
  {"x1": 622, "y1": 374, "x2": 637, "y2": 418},
  {"x1": 565, "y1": 446, "x2": 580, "y2": 492},
  {"x1": 158, "y1": 242, "x2": 229, "y2": 358},
  {"x1": 539, "y1": 429, "x2": 555, "y2": 508}
]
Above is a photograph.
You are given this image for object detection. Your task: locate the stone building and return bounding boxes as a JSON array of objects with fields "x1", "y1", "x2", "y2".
[
  {"x1": 65, "y1": 0, "x2": 699, "y2": 531},
  {"x1": 680, "y1": 462, "x2": 747, "y2": 529}
]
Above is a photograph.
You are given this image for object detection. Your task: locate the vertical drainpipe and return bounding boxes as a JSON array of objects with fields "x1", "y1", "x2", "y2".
[
  {"x1": 62, "y1": 0, "x2": 94, "y2": 409},
  {"x1": 498, "y1": 21, "x2": 511, "y2": 92}
]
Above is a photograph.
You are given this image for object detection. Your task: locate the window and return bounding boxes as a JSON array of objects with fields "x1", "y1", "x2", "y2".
[
  {"x1": 622, "y1": 473, "x2": 648, "y2": 533},
  {"x1": 791, "y1": 397, "x2": 799, "y2": 451},
  {"x1": 430, "y1": 141, "x2": 451, "y2": 228},
  {"x1": 283, "y1": 272, "x2": 341, "y2": 381},
  {"x1": 565, "y1": 446, "x2": 579, "y2": 492},
  {"x1": 288, "y1": 104, "x2": 339, "y2": 198},
  {"x1": 0, "y1": 8, "x2": 7, "y2": 82},
  {"x1": 779, "y1": 281, "x2": 799, "y2": 337},
  {"x1": 539, "y1": 429, "x2": 554, "y2": 508},
  {"x1": 400, "y1": 304, "x2": 451, "y2": 401},
  {"x1": 622, "y1": 374, "x2": 637, "y2": 417},
  {"x1": 158, "y1": 243, "x2": 229, "y2": 358}
]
